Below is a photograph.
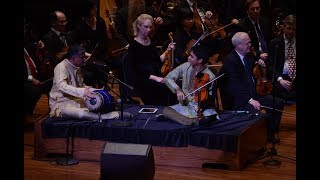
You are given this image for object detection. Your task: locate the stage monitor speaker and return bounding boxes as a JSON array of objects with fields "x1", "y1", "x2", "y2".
[{"x1": 100, "y1": 142, "x2": 155, "y2": 180}]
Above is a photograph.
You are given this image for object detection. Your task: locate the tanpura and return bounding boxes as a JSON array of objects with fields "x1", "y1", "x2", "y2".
[{"x1": 161, "y1": 32, "x2": 174, "y2": 77}]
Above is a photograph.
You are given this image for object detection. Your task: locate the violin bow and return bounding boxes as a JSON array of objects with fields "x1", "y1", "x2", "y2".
[
  {"x1": 203, "y1": 19, "x2": 241, "y2": 39},
  {"x1": 185, "y1": 73, "x2": 225, "y2": 98}
]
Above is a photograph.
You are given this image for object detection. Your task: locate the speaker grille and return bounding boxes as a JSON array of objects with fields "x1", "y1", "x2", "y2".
[{"x1": 103, "y1": 142, "x2": 150, "y2": 156}]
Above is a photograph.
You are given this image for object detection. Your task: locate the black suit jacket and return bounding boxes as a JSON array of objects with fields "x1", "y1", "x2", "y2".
[
  {"x1": 268, "y1": 35, "x2": 287, "y2": 80},
  {"x1": 236, "y1": 16, "x2": 273, "y2": 55},
  {"x1": 41, "y1": 29, "x2": 73, "y2": 65},
  {"x1": 219, "y1": 50, "x2": 257, "y2": 109}
]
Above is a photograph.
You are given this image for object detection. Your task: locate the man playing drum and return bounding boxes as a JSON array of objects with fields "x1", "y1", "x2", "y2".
[{"x1": 48, "y1": 44, "x2": 132, "y2": 121}]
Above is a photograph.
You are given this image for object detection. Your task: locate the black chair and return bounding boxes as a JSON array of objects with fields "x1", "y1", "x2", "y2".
[{"x1": 216, "y1": 70, "x2": 234, "y2": 111}]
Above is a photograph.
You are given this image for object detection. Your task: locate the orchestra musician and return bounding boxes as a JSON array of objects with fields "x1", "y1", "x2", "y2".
[
  {"x1": 268, "y1": 14, "x2": 296, "y2": 102},
  {"x1": 72, "y1": 0, "x2": 114, "y2": 88},
  {"x1": 218, "y1": 32, "x2": 284, "y2": 143},
  {"x1": 234, "y1": 0, "x2": 273, "y2": 59},
  {"x1": 126, "y1": 13, "x2": 176, "y2": 106},
  {"x1": 42, "y1": 10, "x2": 73, "y2": 67}
]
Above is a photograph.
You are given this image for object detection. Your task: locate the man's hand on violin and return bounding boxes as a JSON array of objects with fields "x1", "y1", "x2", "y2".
[
  {"x1": 259, "y1": 53, "x2": 268, "y2": 60},
  {"x1": 154, "y1": 17, "x2": 163, "y2": 25},
  {"x1": 256, "y1": 59, "x2": 266, "y2": 67},
  {"x1": 205, "y1": 11, "x2": 213, "y2": 19}
]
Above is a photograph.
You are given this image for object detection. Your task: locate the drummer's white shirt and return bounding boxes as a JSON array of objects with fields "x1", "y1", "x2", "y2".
[{"x1": 49, "y1": 59, "x2": 87, "y2": 117}]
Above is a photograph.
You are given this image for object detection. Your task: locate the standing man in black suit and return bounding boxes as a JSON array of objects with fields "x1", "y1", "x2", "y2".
[
  {"x1": 219, "y1": 32, "x2": 285, "y2": 143},
  {"x1": 268, "y1": 15, "x2": 296, "y2": 102}
]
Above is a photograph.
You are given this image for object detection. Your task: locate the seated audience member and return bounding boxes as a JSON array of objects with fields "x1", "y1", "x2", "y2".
[
  {"x1": 24, "y1": 18, "x2": 43, "y2": 127},
  {"x1": 219, "y1": 32, "x2": 285, "y2": 142},
  {"x1": 268, "y1": 14, "x2": 296, "y2": 102},
  {"x1": 24, "y1": 47, "x2": 43, "y2": 126},
  {"x1": 126, "y1": 14, "x2": 176, "y2": 106},
  {"x1": 49, "y1": 44, "x2": 132, "y2": 121},
  {"x1": 163, "y1": 44, "x2": 219, "y2": 126}
]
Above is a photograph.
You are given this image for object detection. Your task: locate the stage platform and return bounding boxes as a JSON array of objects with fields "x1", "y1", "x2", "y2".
[{"x1": 34, "y1": 105, "x2": 267, "y2": 170}]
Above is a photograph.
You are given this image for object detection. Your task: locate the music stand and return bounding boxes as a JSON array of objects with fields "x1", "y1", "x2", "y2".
[{"x1": 56, "y1": 123, "x2": 79, "y2": 165}]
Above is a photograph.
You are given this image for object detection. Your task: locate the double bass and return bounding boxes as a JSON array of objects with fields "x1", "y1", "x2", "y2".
[{"x1": 161, "y1": 32, "x2": 174, "y2": 77}]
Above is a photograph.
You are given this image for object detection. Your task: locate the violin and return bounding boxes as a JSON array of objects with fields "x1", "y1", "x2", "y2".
[
  {"x1": 202, "y1": 9, "x2": 226, "y2": 40},
  {"x1": 194, "y1": 72, "x2": 210, "y2": 119},
  {"x1": 161, "y1": 32, "x2": 174, "y2": 77},
  {"x1": 249, "y1": 47, "x2": 272, "y2": 96},
  {"x1": 253, "y1": 63, "x2": 272, "y2": 96}
]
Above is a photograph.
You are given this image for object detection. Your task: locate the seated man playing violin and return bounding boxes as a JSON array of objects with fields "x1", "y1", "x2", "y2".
[
  {"x1": 218, "y1": 32, "x2": 285, "y2": 143},
  {"x1": 163, "y1": 44, "x2": 219, "y2": 126}
]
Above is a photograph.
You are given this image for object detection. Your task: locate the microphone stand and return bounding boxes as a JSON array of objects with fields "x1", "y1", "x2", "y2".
[
  {"x1": 56, "y1": 123, "x2": 79, "y2": 165},
  {"x1": 107, "y1": 73, "x2": 135, "y2": 127},
  {"x1": 262, "y1": 43, "x2": 296, "y2": 166},
  {"x1": 248, "y1": 44, "x2": 296, "y2": 167}
]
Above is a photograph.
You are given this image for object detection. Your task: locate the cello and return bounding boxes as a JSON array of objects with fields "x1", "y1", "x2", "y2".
[{"x1": 161, "y1": 32, "x2": 174, "y2": 77}]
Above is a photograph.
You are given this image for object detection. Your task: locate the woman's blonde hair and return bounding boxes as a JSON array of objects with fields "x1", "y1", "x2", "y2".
[{"x1": 132, "y1": 14, "x2": 154, "y2": 37}]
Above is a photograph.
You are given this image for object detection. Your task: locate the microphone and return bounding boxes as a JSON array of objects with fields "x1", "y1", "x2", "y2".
[{"x1": 223, "y1": 110, "x2": 250, "y2": 114}]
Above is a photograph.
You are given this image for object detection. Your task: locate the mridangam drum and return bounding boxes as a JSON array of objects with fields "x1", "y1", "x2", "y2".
[{"x1": 84, "y1": 89, "x2": 115, "y2": 113}]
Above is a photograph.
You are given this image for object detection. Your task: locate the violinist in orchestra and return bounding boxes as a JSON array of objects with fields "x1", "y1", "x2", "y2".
[
  {"x1": 163, "y1": 44, "x2": 219, "y2": 126},
  {"x1": 114, "y1": 0, "x2": 167, "y2": 47},
  {"x1": 48, "y1": 44, "x2": 132, "y2": 121},
  {"x1": 234, "y1": 0, "x2": 273, "y2": 59},
  {"x1": 268, "y1": 14, "x2": 296, "y2": 103},
  {"x1": 71, "y1": 0, "x2": 114, "y2": 88},
  {"x1": 219, "y1": 32, "x2": 284, "y2": 143},
  {"x1": 172, "y1": 5, "x2": 201, "y2": 66},
  {"x1": 42, "y1": 10, "x2": 74, "y2": 67},
  {"x1": 172, "y1": 0, "x2": 226, "y2": 61},
  {"x1": 126, "y1": 13, "x2": 176, "y2": 106}
]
